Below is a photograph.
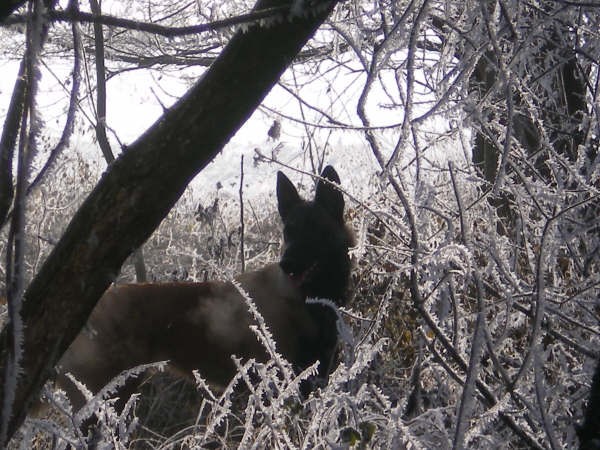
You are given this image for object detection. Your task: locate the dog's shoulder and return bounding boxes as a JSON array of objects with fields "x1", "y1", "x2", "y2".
[{"x1": 236, "y1": 263, "x2": 304, "y2": 308}]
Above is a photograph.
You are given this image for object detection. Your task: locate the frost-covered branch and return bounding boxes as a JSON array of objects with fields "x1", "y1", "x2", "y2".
[{"x1": 7, "y1": 4, "x2": 291, "y2": 38}]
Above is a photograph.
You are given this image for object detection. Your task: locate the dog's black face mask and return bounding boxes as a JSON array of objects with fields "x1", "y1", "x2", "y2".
[{"x1": 276, "y1": 166, "x2": 351, "y2": 304}]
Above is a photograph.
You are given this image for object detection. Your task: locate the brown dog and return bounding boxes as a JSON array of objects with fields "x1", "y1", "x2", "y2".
[{"x1": 54, "y1": 166, "x2": 353, "y2": 410}]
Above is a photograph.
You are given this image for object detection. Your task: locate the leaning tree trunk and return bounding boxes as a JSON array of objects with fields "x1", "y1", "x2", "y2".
[{"x1": 0, "y1": 0, "x2": 338, "y2": 443}]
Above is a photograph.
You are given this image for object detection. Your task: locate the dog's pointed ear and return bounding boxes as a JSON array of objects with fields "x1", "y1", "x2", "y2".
[
  {"x1": 315, "y1": 166, "x2": 344, "y2": 223},
  {"x1": 277, "y1": 171, "x2": 301, "y2": 220}
]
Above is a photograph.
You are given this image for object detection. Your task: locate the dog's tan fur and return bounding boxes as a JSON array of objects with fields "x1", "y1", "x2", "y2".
[{"x1": 55, "y1": 263, "x2": 319, "y2": 409}]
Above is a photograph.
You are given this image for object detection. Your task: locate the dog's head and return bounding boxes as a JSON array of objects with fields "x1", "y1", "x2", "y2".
[{"x1": 276, "y1": 166, "x2": 351, "y2": 304}]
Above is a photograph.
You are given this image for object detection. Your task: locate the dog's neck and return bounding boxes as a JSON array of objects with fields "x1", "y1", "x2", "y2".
[
  {"x1": 297, "y1": 255, "x2": 350, "y2": 304},
  {"x1": 287, "y1": 228, "x2": 352, "y2": 306}
]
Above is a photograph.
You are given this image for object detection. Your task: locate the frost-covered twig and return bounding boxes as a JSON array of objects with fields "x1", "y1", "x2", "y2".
[
  {"x1": 27, "y1": 0, "x2": 82, "y2": 195},
  {"x1": 1, "y1": 1, "x2": 45, "y2": 444},
  {"x1": 73, "y1": 361, "x2": 167, "y2": 427}
]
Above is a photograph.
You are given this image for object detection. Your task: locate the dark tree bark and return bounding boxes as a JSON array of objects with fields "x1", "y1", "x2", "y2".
[
  {"x1": 470, "y1": 49, "x2": 499, "y2": 185},
  {"x1": 88, "y1": 0, "x2": 148, "y2": 282},
  {"x1": 0, "y1": 60, "x2": 26, "y2": 228},
  {"x1": 0, "y1": 0, "x2": 338, "y2": 443},
  {"x1": 579, "y1": 358, "x2": 600, "y2": 450}
]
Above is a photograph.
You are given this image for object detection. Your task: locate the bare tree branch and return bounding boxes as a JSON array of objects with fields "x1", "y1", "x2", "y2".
[
  {"x1": 27, "y1": 0, "x2": 82, "y2": 195},
  {"x1": 1, "y1": 0, "x2": 46, "y2": 442},
  {"x1": 0, "y1": 59, "x2": 25, "y2": 228},
  {"x1": 88, "y1": 0, "x2": 115, "y2": 164},
  {"x1": 6, "y1": 4, "x2": 290, "y2": 37}
]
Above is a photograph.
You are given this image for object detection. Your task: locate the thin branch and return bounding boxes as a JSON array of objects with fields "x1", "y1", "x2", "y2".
[
  {"x1": 1, "y1": 0, "x2": 45, "y2": 443},
  {"x1": 449, "y1": 157, "x2": 486, "y2": 450},
  {"x1": 239, "y1": 155, "x2": 246, "y2": 273},
  {"x1": 385, "y1": 0, "x2": 430, "y2": 173},
  {"x1": 6, "y1": 4, "x2": 290, "y2": 38},
  {"x1": 27, "y1": 0, "x2": 82, "y2": 194},
  {"x1": 534, "y1": 344, "x2": 561, "y2": 450},
  {"x1": 89, "y1": 0, "x2": 115, "y2": 164},
  {"x1": 0, "y1": 59, "x2": 26, "y2": 228}
]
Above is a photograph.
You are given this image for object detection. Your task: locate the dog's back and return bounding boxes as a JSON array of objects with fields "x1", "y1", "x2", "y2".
[{"x1": 57, "y1": 263, "x2": 320, "y2": 408}]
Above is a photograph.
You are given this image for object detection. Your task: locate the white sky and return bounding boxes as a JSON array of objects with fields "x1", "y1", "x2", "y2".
[{"x1": 0, "y1": 20, "x2": 467, "y2": 210}]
